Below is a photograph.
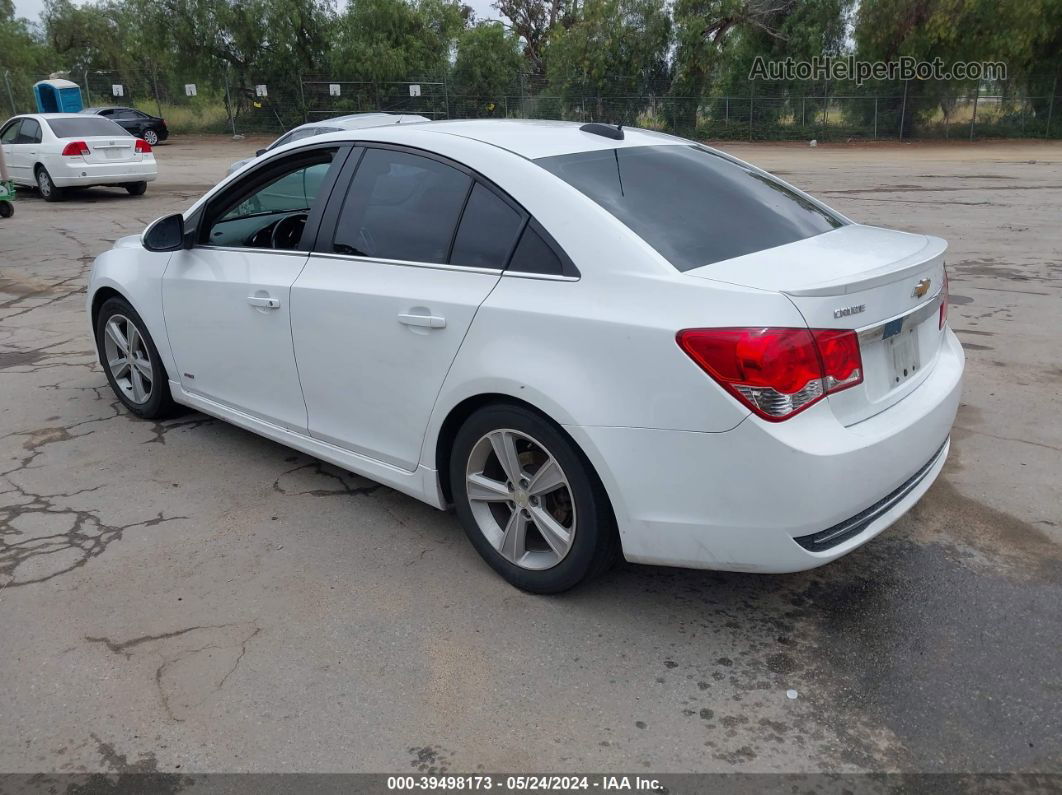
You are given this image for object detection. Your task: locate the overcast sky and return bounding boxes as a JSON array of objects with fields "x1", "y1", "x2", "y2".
[{"x1": 13, "y1": 0, "x2": 504, "y2": 26}]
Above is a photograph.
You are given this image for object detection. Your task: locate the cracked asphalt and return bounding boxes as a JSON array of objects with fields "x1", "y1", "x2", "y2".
[{"x1": 0, "y1": 136, "x2": 1060, "y2": 777}]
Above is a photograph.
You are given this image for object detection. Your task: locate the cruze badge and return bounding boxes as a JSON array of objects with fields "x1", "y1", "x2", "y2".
[
  {"x1": 833, "y1": 304, "x2": 865, "y2": 319},
  {"x1": 913, "y1": 278, "x2": 932, "y2": 298}
]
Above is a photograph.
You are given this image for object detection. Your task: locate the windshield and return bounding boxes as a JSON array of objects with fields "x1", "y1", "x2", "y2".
[
  {"x1": 47, "y1": 117, "x2": 131, "y2": 138},
  {"x1": 536, "y1": 144, "x2": 844, "y2": 271}
]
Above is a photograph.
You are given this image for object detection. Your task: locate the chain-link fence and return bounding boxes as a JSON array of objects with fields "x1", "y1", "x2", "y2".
[{"x1": 4, "y1": 66, "x2": 1060, "y2": 142}]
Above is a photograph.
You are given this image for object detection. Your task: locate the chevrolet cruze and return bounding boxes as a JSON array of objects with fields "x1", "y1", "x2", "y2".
[{"x1": 87, "y1": 120, "x2": 963, "y2": 592}]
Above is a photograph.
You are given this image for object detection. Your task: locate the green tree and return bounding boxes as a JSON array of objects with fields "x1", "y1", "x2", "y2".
[
  {"x1": 669, "y1": 0, "x2": 790, "y2": 131},
  {"x1": 546, "y1": 0, "x2": 670, "y2": 121},
  {"x1": 492, "y1": 0, "x2": 578, "y2": 75},
  {"x1": 330, "y1": 0, "x2": 466, "y2": 82},
  {"x1": 452, "y1": 22, "x2": 524, "y2": 108}
]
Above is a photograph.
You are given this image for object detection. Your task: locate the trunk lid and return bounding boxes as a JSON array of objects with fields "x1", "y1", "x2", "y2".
[
  {"x1": 79, "y1": 135, "x2": 140, "y2": 164},
  {"x1": 686, "y1": 224, "x2": 948, "y2": 425}
]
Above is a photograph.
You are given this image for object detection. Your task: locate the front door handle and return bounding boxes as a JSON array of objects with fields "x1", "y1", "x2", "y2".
[
  {"x1": 247, "y1": 295, "x2": 280, "y2": 309},
  {"x1": 398, "y1": 312, "x2": 446, "y2": 329}
]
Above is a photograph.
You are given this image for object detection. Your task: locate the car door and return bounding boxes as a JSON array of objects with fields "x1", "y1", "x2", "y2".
[
  {"x1": 15, "y1": 118, "x2": 43, "y2": 184},
  {"x1": 291, "y1": 145, "x2": 526, "y2": 471},
  {"x1": 162, "y1": 143, "x2": 350, "y2": 432},
  {"x1": 0, "y1": 120, "x2": 25, "y2": 183},
  {"x1": 108, "y1": 109, "x2": 137, "y2": 135}
]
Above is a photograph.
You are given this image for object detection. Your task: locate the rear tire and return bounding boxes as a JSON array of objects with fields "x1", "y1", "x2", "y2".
[
  {"x1": 142, "y1": 128, "x2": 159, "y2": 146},
  {"x1": 0, "y1": 201, "x2": 12, "y2": 218},
  {"x1": 125, "y1": 181, "x2": 147, "y2": 196},
  {"x1": 450, "y1": 404, "x2": 618, "y2": 593},
  {"x1": 95, "y1": 296, "x2": 176, "y2": 419},
  {"x1": 36, "y1": 167, "x2": 64, "y2": 202}
]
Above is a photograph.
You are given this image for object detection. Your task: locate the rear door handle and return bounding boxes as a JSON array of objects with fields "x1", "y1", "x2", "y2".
[
  {"x1": 247, "y1": 296, "x2": 281, "y2": 309},
  {"x1": 398, "y1": 312, "x2": 446, "y2": 329}
]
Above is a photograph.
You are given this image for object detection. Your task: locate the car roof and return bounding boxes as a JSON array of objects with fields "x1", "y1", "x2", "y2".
[
  {"x1": 315, "y1": 119, "x2": 688, "y2": 160},
  {"x1": 285, "y1": 113, "x2": 429, "y2": 135}
]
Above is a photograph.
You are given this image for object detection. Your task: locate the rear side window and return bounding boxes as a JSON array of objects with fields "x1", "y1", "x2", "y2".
[
  {"x1": 508, "y1": 224, "x2": 565, "y2": 276},
  {"x1": 47, "y1": 117, "x2": 130, "y2": 138},
  {"x1": 450, "y1": 184, "x2": 524, "y2": 269},
  {"x1": 536, "y1": 145, "x2": 843, "y2": 271},
  {"x1": 332, "y1": 148, "x2": 471, "y2": 263},
  {"x1": 20, "y1": 118, "x2": 41, "y2": 144}
]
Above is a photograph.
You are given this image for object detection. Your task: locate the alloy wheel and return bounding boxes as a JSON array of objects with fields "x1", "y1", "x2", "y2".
[
  {"x1": 36, "y1": 170, "x2": 52, "y2": 198},
  {"x1": 102, "y1": 314, "x2": 154, "y2": 404},
  {"x1": 464, "y1": 429, "x2": 576, "y2": 570},
  {"x1": 143, "y1": 129, "x2": 159, "y2": 146}
]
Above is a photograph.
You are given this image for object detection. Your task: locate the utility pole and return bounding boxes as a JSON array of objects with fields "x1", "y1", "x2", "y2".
[{"x1": 4, "y1": 71, "x2": 16, "y2": 115}]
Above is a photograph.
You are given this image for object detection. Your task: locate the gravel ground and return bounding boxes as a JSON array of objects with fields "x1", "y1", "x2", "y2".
[{"x1": 0, "y1": 134, "x2": 1059, "y2": 777}]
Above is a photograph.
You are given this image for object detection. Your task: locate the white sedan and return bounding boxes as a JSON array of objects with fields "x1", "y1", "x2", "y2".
[
  {"x1": 226, "y1": 112, "x2": 429, "y2": 175},
  {"x1": 0, "y1": 113, "x2": 157, "y2": 201},
  {"x1": 87, "y1": 120, "x2": 963, "y2": 592}
]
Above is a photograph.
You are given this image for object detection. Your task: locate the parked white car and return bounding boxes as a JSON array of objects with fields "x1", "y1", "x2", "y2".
[
  {"x1": 226, "y1": 112, "x2": 429, "y2": 175},
  {"x1": 87, "y1": 120, "x2": 963, "y2": 592},
  {"x1": 0, "y1": 113, "x2": 157, "y2": 200}
]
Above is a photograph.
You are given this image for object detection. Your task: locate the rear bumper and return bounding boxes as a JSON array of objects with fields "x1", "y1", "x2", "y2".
[
  {"x1": 566, "y1": 328, "x2": 964, "y2": 573},
  {"x1": 47, "y1": 157, "x2": 158, "y2": 187}
]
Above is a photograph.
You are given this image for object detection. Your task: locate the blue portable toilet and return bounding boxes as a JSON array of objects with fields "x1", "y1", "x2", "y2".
[{"x1": 33, "y1": 79, "x2": 84, "y2": 113}]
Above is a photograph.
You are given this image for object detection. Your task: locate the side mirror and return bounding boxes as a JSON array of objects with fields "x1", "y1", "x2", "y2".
[
  {"x1": 255, "y1": 148, "x2": 267, "y2": 157},
  {"x1": 142, "y1": 213, "x2": 186, "y2": 252}
]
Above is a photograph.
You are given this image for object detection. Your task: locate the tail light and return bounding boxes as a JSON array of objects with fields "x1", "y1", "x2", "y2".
[
  {"x1": 61, "y1": 141, "x2": 90, "y2": 157},
  {"x1": 135, "y1": 139, "x2": 152, "y2": 153},
  {"x1": 676, "y1": 327, "x2": 863, "y2": 421},
  {"x1": 939, "y1": 267, "x2": 949, "y2": 330}
]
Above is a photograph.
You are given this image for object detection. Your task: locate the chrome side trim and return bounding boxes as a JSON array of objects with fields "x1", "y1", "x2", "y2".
[
  {"x1": 305, "y1": 251, "x2": 502, "y2": 276},
  {"x1": 856, "y1": 287, "x2": 944, "y2": 345}
]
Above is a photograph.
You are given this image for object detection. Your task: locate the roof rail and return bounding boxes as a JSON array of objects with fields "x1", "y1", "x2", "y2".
[{"x1": 579, "y1": 122, "x2": 624, "y2": 140}]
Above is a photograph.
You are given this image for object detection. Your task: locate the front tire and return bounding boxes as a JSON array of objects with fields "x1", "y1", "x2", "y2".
[
  {"x1": 36, "y1": 167, "x2": 64, "y2": 202},
  {"x1": 450, "y1": 404, "x2": 618, "y2": 593},
  {"x1": 125, "y1": 181, "x2": 147, "y2": 196},
  {"x1": 95, "y1": 297, "x2": 176, "y2": 419}
]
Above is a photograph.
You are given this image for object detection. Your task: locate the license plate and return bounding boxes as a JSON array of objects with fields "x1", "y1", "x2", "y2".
[
  {"x1": 887, "y1": 329, "x2": 921, "y2": 385},
  {"x1": 104, "y1": 148, "x2": 126, "y2": 159}
]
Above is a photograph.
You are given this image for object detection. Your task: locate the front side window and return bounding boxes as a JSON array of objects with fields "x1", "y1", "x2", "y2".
[
  {"x1": 0, "y1": 120, "x2": 21, "y2": 144},
  {"x1": 536, "y1": 145, "x2": 844, "y2": 272},
  {"x1": 332, "y1": 148, "x2": 471, "y2": 263},
  {"x1": 205, "y1": 150, "x2": 336, "y2": 249}
]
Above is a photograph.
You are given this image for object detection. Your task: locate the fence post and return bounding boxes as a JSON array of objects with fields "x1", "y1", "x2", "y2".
[
  {"x1": 801, "y1": 96, "x2": 805, "y2": 127},
  {"x1": 873, "y1": 96, "x2": 878, "y2": 138},
  {"x1": 725, "y1": 96, "x2": 729, "y2": 126},
  {"x1": 823, "y1": 79, "x2": 829, "y2": 132},
  {"x1": 151, "y1": 69, "x2": 163, "y2": 119},
  {"x1": 4, "y1": 71, "x2": 16, "y2": 115},
  {"x1": 748, "y1": 87, "x2": 753, "y2": 141},
  {"x1": 443, "y1": 78, "x2": 450, "y2": 120},
  {"x1": 1047, "y1": 76, "x2": 1057, "y2": 138},
  {"x1": 969, "y1": 86, "x2": 979, "y2": 141},
  {"x1": 224, "y1": 65, "x2": 237, "y2": 137},
  {"x1": 298, "y1": 73, "x2": 307, "y2": 123},
  {"x1": 899, "y1": 79, "x2": 908, "y2": 141},
  {"x1": 83, "y1": 69, "x2": 91, "y2": 106}
]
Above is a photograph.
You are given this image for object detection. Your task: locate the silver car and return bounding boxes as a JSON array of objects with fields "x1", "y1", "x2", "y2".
[{"x1": 226, "y1": 112, "x2": 429, "y2": 175}]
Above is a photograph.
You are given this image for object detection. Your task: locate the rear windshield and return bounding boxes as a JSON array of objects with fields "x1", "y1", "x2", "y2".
[
  {"x1": 536, "y1": 144, "x2": 844, "y2": 271},
  {"x1": 46, "y1": 117, "x2": 130, "y2": 138}
]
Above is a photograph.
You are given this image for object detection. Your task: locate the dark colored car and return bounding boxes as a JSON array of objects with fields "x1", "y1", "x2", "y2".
[{"x1": 80, "y1": 107, "x2": 169, "y2": 145}]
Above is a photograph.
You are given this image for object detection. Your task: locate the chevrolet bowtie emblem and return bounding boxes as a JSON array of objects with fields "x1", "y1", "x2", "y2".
[{"x1": 913, "y1": 278, "x2": 931, "y2": 298}]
